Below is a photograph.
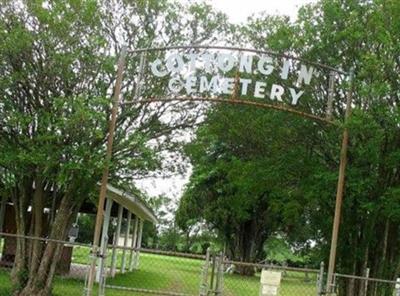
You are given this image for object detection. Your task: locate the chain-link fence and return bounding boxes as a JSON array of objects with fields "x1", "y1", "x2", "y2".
[
  {"x1": 101, "y1": 245, "x2": 323, "y2": 296},
  {"x1": 222, "y1": 260, "x2": 321, "y2": 296},
  {"x1": 332, "y1": 273, "x2": 400, "y2": 296},
  {"x1": 2, "y1": 232, "x2": 400, "y2": 296},
  {"x1": 103, "y1": 246, "x2": 205, "y2": 296},
  {"x1": 0, "y1": 232, "x2": 89, "y2": 295}
]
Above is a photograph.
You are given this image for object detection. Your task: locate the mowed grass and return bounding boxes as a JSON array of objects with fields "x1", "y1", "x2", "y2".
[{"x1": 0, "y1": 245, "x2": 317, "y2": 295}]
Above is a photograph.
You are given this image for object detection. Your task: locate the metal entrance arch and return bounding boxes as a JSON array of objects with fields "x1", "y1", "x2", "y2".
[{"x1": 85, "y1": 45, "x2": 354, "y2": 296}]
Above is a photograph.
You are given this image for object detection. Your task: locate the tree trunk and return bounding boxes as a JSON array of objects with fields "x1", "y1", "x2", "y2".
[
  {"x1": 17, "y1": 194, "x2": 77, "y2": 296},
  {"x1": 29, "y1": 178, "x2": 45, "y2": 279},
  {"x1": 233, "y1": 219, "x2": 264, "y2": 276},
  {"x1": 358, "y1": 246, "x2": 369, "y2": 296},
  {"x1": 11, "y1": 179, "x2": 31, "y2": 294}
]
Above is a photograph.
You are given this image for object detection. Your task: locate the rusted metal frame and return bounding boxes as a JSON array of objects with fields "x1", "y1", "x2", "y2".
[
  {"x1": 88, "y1": 45, "x2": 350, "y2": 296},
  {"x1": 122, "y1": 97, "x2": 336, "y2": 125},
  {"x1": 126, "y1": 45, "x2": 348, "y2": 75},
  {"x1": 326, "y1": 68, "x2": 355, "y2": 293}
]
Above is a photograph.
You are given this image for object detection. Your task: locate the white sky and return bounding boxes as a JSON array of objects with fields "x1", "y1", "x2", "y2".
[
  {"x1": 136, "y1": 0, "x2": 317, "y2": 202},
  {"x1": 206, "y1": 0, "x2": 317, "y2": 23}
]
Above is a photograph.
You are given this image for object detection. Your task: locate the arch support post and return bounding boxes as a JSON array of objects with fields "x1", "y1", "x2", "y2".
[
  {"x1": 85, "y1": 46, "x2": 127, "y2": 296},
  {"x1": 326, "y1": 69, "x2": 355, "y2": 294}
]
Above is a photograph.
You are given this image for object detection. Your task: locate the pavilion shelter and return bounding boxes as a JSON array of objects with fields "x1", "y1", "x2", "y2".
[
  {"x1": 95, "y1": 184, "x2": 158, "y2": 281},
  {"x1": 0, "y1": 184, "x2": 157, "y2": 280}
]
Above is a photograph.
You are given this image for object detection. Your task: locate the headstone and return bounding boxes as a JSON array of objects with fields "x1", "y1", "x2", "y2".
[
  {"x1": 68, "y1": 224, "x2": 79, "y2": 242},
  {"x1": 260, "y1": 270, "x2": 282, "y2": 296}
]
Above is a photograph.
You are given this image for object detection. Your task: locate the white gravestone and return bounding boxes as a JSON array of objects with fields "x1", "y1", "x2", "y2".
[{"x1": 260, "y1": 270, "x2": 282, "y2": 296}]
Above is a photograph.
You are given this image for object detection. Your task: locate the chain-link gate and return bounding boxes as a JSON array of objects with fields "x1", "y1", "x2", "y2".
[{"x1": 200, "y1": 249, "x2": 224, "y2": 296}]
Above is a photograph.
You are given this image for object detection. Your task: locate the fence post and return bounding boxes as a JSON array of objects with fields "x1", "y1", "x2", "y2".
[
  {"x1": 332, "y1": 274, "x2": 337, "y2": 295},
  {"x1": 395, "y1": 278, "x2": 400, "y2": 296},
  {"x1": 317, "y1": 262, "x2": 325, "y2": 296},
  {"x1": 98, "y1": 235, "x2": 109, "y2": 296},
  {"x1": 362, "y1": 268, "x2": 370, "y2": 296},
  {"x1": 210, "y1": 253, "x2": 216, "y2": 292},
  {"x1": 199, "y1": 248, "x2": 211, "y2": 296},
  {"x1": 215, "y1": 252, "x2": 224, "y2": 296}
]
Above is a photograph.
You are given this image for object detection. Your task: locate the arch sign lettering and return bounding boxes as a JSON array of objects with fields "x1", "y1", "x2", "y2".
[
  {"x1": 85, "y1": 45, "x2": 354, "y2": 295},
  {"x1": 124, "y1": 45, "x2": 350, "y2": 124},
  {"x1": 150, "y1": 51, "x2": 311, "y2": 105}
]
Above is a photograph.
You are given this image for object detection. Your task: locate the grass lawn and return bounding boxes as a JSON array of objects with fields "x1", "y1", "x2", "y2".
[{"x1": 0, "y1": 245, "x2": 317, "y2": 295}]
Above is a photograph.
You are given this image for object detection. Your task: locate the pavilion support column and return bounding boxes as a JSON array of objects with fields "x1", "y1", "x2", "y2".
[
  {"x1": 129, "y1": 216, "x2": 139, "y2": 271},
  {"x1": 121, "y1": 212, "x2": 131, "y2": 273},
  {"x1": 134, "y1": 219, "x2": 144, "y2": 269},
  {"x1": 96, "y1": 198, "x2": 113, "y2": 282},
  {"x1": 111, "y1": 205, "x2": 123, "y2": 277}
]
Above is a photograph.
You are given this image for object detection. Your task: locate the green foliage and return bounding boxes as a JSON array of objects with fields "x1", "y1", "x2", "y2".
[
  {"x1": 177, "y1": 103, "x2": 318, "y2": 263},
  {"x1": 238, "y1": 0, "x2": 400, "y2": 285},
  {"x1": 0, "y1": 0, "x2": 229, "y2": 293},
  {"x1": 177, "y1": 0, "x2": 400, "y2": 287},
  {"x1": 75, "y1": 214, "x2": 95, "y2": 244},
  {"x1": 264, "y1": 235, "x2": 309, "y2": 265}
]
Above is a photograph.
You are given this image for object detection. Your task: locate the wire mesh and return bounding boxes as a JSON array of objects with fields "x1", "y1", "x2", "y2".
[
  {"x1": 222, "y1": 260, "x2": 319, "y2": 296},
  {"x1": 2, "y1": 233, "x2": 400, "y2": 296},
  {"x1": 333, "y1": 273, "x2": 398, "y2": 296},
  {"x1": 103, "y1": 245, "x2": 322, "y2": 296},
  {"x1": 0, "y1": 233, "x2": 89, "y2": 295},
  {"x1": 104, "y1": 246, "x2": 205, "y2": 296}
]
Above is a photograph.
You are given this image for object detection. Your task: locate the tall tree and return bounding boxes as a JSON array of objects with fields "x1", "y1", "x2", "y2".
[
  {"x1": 0, "y1": 0, "x2": 228, "y2": 295},
  {"x1": 176, "y1": 103, "x2": 322, "y2": 275},
  {"x1": 179, "y1": 2, "x2": 400, "y2": 293},
  {"x1": 239, "y1": 1, "x2": 400, "y2": 294}
]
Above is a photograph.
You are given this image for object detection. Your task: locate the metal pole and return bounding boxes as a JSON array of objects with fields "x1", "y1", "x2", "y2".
[
  {"x1": 395, "y1": 278, "x2": 400, "y2": 296},
  {"x1": 326, "y1": 68, "x2": 355, "y2": 293},
  {"x1": 215, "y1": 252, "x2": 224, "y2": 295},
  {"x1": 96, "y1": 198, "x2": 113, "y2": 282},
  {"x1": 200, "y1": 248, "x2": 211, "y2": 296},
  {"x1": 326, "y1": 71, "x2": 336, "y2": 121},
  {"x1": 98, "y1": 234, "x2": 109, "y2": 296},
  {"x1": 363, "y1": 268, "x2": 370, "y2": 296},
  {"x1": 210, "y1": 253, "x2": 216, "y2": 292},
  {"x1": 86, "y1": 46, "x2": 127, "y2": 296},
  {"x1": 317, "y1": 262, "x2": 325, "y2": 296}
]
